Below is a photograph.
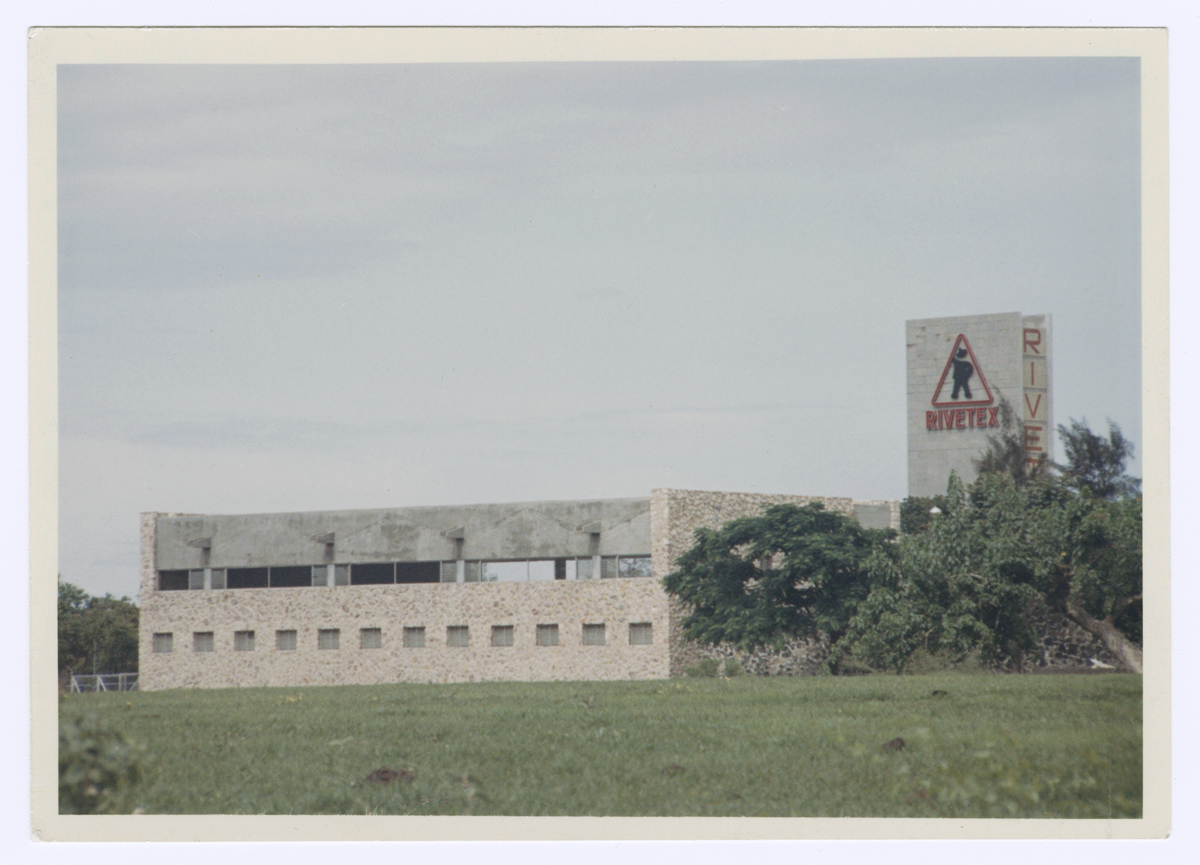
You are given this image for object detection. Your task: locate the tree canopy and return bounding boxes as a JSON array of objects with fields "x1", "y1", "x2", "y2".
[
  {"x1": 1055, "y1": 418, "x2": 1141, "y2": 500},
  {"x1": 58, "y1": 580, "x2": 139, "y2": 685},
  {"x1": 663, "y1": 419, "x2": 1143, "y2": 674},
  {"x1": 835, "y1": 472, "x2": 1142, "y2": 673},
  {"x1": 662, "y1": 503, "x2": 894, "y2": 655}
]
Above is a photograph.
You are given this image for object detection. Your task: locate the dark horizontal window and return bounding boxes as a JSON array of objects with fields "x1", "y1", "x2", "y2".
[
  {"x1": 395, "y1": 561, "x2": 440, "y2": 584},
  {"x1": 351, "y1": 562, "x2": 394, "y2": 585},
  {"x1": 158, "y1": 570, "x2": 189, "y2": 591},
  {"x1": 269, "y1": 566, "x2": 312, "y2": 588},
  {"x1": 160, "y1": 558, "x2": 636, "y2": 590},
  {"x1": 619, "y1": 556, "x2": 653, "y2": 579},
  {"x1": 227, "y1": 567, "x2": 269, "y2": 589}
]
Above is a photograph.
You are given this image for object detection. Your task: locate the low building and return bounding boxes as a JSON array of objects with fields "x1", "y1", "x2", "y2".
[{"x1": 139, "y1": 489, "x2": 899, "y2": 690}]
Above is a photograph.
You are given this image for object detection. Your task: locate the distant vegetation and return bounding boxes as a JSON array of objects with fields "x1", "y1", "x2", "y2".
[
  {"x1": 59, "y1": 675, "x2": 1141, "y2": 817},
  {"x1": 58, "y1": 580, "x2": 139, "y2": 687}
]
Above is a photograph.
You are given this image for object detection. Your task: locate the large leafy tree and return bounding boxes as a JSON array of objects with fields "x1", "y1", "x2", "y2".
[
  {"x1": 836, "y1": 471, "x2": 1142, "y2": 674},
  {"x1": 58, "y1": 580, "x2": 140, "y2": 684},
  {"x1": 662, "y1": 503, "x2": 894, "y2": 659},
  {"x1": 1030, "y1": 484, "x2": 1142, "y2": 670},
  {"x1": 834, "y1": 473, "x2": 1048, "y2": 673},
  {"x1": 663, "y1": 417, "x2": 1142, "y2": 676}
]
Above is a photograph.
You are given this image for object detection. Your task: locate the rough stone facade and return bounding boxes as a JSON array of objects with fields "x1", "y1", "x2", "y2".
[
  {"x1": 673, "y1": 612, "x2": 1125, "y2": 678},
  {"x1": 140, "y1": 490, "x2": 904, "y2": 690},
  {"x1": 140, "y1": 579, "x2": 669, "y2": 689},
  {"x1": 998, "y1": 612, "x2": 1122, "y2": 673},
  {"x1": 672, "y1": 633, "x2": 831, "y2": 678},
  {"x1": 139, "y1": 489, "x2": 1118, "y2": 688},
  {"x1": 140, "y1": 498, "x2": 664, "y2": 690},
  {"x1": 649, "y1": 488, "x2": 857, "y2": 581}
]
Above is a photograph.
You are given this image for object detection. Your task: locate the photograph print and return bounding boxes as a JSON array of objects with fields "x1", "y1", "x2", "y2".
[{"x1": 41, "y1": 29, "x2": 1163, "y2": 834}]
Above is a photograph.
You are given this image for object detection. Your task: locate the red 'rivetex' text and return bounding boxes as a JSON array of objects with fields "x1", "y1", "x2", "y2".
[{"x1": 926, "y1": 406, "x2": 1000, "y2": 431}]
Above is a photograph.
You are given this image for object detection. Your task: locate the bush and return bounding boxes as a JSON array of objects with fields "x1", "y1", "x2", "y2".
[
  {"x1": 59, "y1": 708, "x2": 141, "y2": 814},
  {"x1": 722, "y1": 658, "x2": 743, "y2": 678},
  {"x1": 684, "y1": 658, "x2": 721, "y2": 678}
]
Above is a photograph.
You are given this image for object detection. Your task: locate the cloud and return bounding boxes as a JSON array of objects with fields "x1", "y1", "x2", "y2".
[{"x1": 56, "y1": 58, "x2": 1142, "y2": 600}]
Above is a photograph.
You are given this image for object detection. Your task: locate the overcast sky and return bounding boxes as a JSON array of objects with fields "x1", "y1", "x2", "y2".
[{"x1": 58, "y1": 58, "x2": 1142, "y2": 600}]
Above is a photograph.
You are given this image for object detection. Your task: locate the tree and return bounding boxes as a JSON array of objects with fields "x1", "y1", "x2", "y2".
[
  {"x1": 899, "y1": 493, "x2": 950, "y2": 535},
  {"x1": 973, "y1": 398, "x2": 1051, "y2": 488},
  {"x1": 1031, "y1": 485, "x2": 1142, "y2": 671},
  {"x1": 662, "y1": 503, "x2": 894, "y2": 659},
  {"x1": 1056, "y1": 418, "x2": 1141, "y2": 500},
  {"x1": 833, "y1": 473, "x2": 1048, "y2": 673},
  {"x1": 835, "y1": 470, "x2": 1142, "y2": 674},
  {"x1": 662, "y1": 417, "x2": 1143, "y2": 676},
  {"x1": 58, "y1": 580, "x2": 140, "y2": 685}
]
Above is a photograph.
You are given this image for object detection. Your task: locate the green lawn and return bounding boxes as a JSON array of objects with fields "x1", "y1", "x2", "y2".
[{"x1": 59, "y1": 673, "x2": 1142, "y2": 818}]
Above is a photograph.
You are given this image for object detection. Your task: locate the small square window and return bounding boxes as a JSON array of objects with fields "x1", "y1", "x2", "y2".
[
  {"x1": 234, "y1": 630, "x2": 255, "y2": 651},
  {"x1": 629, "y1": 622, "x2": 653, "y2": 645},
  {"x1": 446, "y1": 625, "x2": 469, "y2": 647},
  {"x1": 491, "y1": 625, "x2": 514, "y2": 647},
  {"x1": 464, "y1": 561, "x2": 482, "y2": 582},
  {"x1": 403, "y1": 626, "x2": 425, "y2": 648},
  {"x1": 210, "y1": 568, "x2": 227, "y2": 590},
  {"x1": 152, "y1": 632, "x2": 174, "y2": 653},
  {"x1": 311, "y1": 565, "x2": 330, "y2": 587},
  {"x1": 188, "y1": 569, "x2": 206, "y2": 590},
  {"x1": 318, "y1": 628, "x2": 340, "y2": 650},
  {"x1": 276, "y1": 630, "x2": 297, "y2": 651},
  {"x1": 360, "y1": 627, "x2": 383, "y2": 649},
  {"x1": 193, "y1": 631, "x2": 214, "y2": 653},
  {"x1": 440, "y1": 561, "x2": 458, "y2": 583},
  {"x1": 600, "y1": 557, "x2": 618, "y2": 579},
  {"x1": 583, "y1": 623, "x2": 606, "y2": 646},
  {"x1": 575, "y1": 558, "x2": 594, "y2": 580},
  {"x1": 536, "y1": 624, "x2": 559, "y2": 646},
  {"x1": 333, "y1": 564, "x2": 351, "y2": 586}
]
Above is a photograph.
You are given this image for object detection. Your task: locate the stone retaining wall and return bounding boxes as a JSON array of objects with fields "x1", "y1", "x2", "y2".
[
  {"x1": 674, "y1": 611, "x2": 1129, "y2": 677},
  {"x1": 999, "y1": 612, "x2": 1123, "y2": 672}
]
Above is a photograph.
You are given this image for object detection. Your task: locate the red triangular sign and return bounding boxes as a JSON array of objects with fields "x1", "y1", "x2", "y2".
[{"x1": 930, "y1": 333, "x2": 994, "y2": 407}]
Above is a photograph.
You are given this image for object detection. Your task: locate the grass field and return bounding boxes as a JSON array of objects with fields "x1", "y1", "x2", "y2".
[{"x1": 59, "y1": 673, "x2": 1142, "y2": 818}]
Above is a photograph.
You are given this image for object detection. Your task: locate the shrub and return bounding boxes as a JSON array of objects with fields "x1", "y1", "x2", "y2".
[
  {"x1": 684, "y1": 658, "x2": 721, "y2": 678},
  {"x1": 722, "y1": 658, "x2": 743, "y2": 678},
  {"x1": 59, "y1": 708, "x2": 141, "y2": 814}
]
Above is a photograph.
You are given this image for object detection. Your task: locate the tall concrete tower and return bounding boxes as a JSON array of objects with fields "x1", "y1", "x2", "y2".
[{"x1": 907, "y1": 312, "x2": 1053, "y2": 498}]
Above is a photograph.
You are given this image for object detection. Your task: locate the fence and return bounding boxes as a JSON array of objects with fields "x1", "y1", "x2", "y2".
[{"x1": 69, "y1": 673, "x2": 139, "y2": 693}]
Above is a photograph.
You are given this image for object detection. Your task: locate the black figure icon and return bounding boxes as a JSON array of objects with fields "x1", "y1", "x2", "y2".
[{"x1": 950, "y1": 348, "x2": 974, "y2": 400}]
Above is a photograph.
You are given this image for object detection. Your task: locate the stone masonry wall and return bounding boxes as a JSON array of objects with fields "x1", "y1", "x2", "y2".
[
  {"x1": 676, "y1": 613, "x2": 1126, "y2": 677},
  {"x1": 1000, "y1": 611, "x2": 1123, "y2": 673},
  {"x1": 671, "y1": 630, "x2": 831, "y2": 677},
  {"x1": 140, "y1": 579, "x2": 669, "y2": 690}
]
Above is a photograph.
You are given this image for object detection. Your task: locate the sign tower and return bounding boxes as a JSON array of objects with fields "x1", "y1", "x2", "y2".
[{"x1": 906, "y1": 312, "x2": 1053, "y2": 498}]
